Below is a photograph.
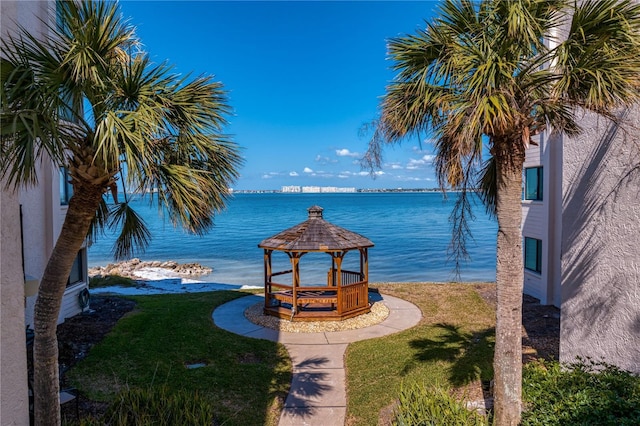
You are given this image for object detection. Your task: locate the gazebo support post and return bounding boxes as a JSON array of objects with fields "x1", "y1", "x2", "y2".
[
  {"x1": 264, "y1": 249, "x2": 272, "y2": 309},
  {"x1": 289, "y1": 252, "x2": 302, "y2": 316},
  {"x1": 360, "y1": 248, "x2": 369, "y2": 282},
  {"x1": 333, "y1": 251, "x2": 345, "y2": 315}
]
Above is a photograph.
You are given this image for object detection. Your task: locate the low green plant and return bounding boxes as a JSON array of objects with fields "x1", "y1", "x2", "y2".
[
  {"x1": 393, "y1": 382, "x2": 488, "y2": 426},
  {"x1": 89, "y1": 274, "x2": 137, "y2": 288},
  {"x1": 346, "y1": 284, "x2": 495, "y2": 425},
  {"x1": 67, "y1": 291, "x2": 290, "y2": 426},
  {"x1": 523, "y1": 358, "x2": 640, "y2": 425},
  {"x1": 103, "y1": 386, "x2": 214, "y2": 425}
]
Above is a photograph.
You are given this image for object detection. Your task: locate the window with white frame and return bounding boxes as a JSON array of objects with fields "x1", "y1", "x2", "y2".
[
  {"x1": 524, "y1": 167, "x2": 543, "y2": 201},
  {"x1": 524, "y1": 237, "x2": 542, "y2": 274},
  {"x1": 67, "y1": 249, "x2": 85, "y2": 287},
  {"x1": 59, "y1": 167, "x2": 73, "y2": 205}
]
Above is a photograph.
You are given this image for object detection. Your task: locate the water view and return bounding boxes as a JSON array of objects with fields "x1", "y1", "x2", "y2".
[{"x1": 88, "y1": 192, "x2": 497, "y2": 285}]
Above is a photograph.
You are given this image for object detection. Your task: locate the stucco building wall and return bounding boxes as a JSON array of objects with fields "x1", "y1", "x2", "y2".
[
  {"x1": 0, "y1": 187, "x2": 30, "y2": 426},
  {"x1": 1, "y1": 2, "x2": 52, "y2": 424},
  {"x1": 560, "y1": 108, "x2": 640, "y2": 372},
  {"x1": 0, "y1": 2, "x2": 82, "y2": 424}
]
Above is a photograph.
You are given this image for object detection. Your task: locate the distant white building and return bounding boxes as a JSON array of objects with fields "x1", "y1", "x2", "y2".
[
  {"x1": 301, "y1": 186, "x2": 322, "y2": 193},
  {"x1": 281, "y1": 185, "x2": 302, "y2": 193},
  {"x1": 299, "y1": 186, "x2": 357, "y2": 193},
  {"x1": 522, "y1": 27, "x2": 640, "y2": 374},
  {"x1": 1, "y1": 2, "x2": 90, "y2": 423},
  {"x1": 321, "y1": 186, "x2": 357, "y2": 193}
]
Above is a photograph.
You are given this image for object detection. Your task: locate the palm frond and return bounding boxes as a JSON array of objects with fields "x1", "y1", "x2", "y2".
[
  {"x1": 108, "y1": 201, "x2": 151, "y2": 261},
  {"x1": 56, "y1": 0, "x2": 137, "y2": 89},
  {"x1": 478, "y1": 156, "x2": 497, "y2": 217},
  {"x1": 86, "y1": 196, "x2": 110, "y2": 247},
  {"x1": 448, "y1": 187, "x2": 476, "y2": 278},
  {"x1": 103, "y1": 58, "x2": 243, "y2": 235},
  {"x1": 359, "y1": 119, "x2": 387, "y2": 172},
  {"x1": 3, "y1": 0, "x2": 242, "y2": 263},
  {"x1": 554, "y1": 0, "x2": 640, "y2": 110},
  {"x1": 0, "y1": 47, "x2": 68, "y2": 186}
]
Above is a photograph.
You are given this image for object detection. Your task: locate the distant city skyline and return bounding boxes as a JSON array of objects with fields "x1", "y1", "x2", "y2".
[{"x1": 118, "y1": 1, "x2": 441, "y2": 190}]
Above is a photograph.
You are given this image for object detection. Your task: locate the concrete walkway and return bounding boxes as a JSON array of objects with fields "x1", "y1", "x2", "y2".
[{"x1": 212, "y1": 293, "x2": 421, "y2": 426}]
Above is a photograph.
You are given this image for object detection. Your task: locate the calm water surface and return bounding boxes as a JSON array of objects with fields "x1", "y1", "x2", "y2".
[{"x1": 88, "y1": 192, "x2": 497, "y2": 285}]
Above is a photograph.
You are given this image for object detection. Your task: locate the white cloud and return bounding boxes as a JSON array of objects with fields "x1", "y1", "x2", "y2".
[
  {"x1": 303, "y1": 167, "x2": 313, "y2": 173},
  {"x1": 289, "y1": 171, "x2": 299, "y2": 177},
  {"x1": 406, "y1": 154, "x2": 435, "y2": 170},
  {"x1": 315, "y1": 155, "x2": 337, "y2": 165},
  {"x1": 412, "y1": 141, "x2": 436, "y2": 154},
  {"x1": 394, "y1": 175, "x2": 435, "y2": 182},
  {"x1": 336, "y1": 148, "x2": 360, "y2": 158},
  {"x1": 261, "y1": 171, "x2": 284, "y2": 179}
]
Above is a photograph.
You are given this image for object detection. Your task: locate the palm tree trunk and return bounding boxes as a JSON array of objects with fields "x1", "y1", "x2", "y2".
[
  {"x1": 33, "y1": 185, "x2": 103, "y2": 426},
  {"x1": 492, "y1": 139, "x2": 525, "y2": 426}
]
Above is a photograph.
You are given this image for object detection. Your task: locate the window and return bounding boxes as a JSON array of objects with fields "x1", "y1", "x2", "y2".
[
  {"x1": 524, "y1": 237, "x2": 542, "y2": 273},
  {"x1": 524, "y1": 167, "x2": 543, "y2": 200},
  {"x1": 67, "y1": 249, "x2": 85, "y2": 287},
  {"x1": 60, "y1": 168, "x2": 73, "y2": 205}
]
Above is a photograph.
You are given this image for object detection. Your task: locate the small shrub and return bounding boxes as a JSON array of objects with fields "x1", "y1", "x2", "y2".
[
  {"x1": 393, "y1": 382, "x2": 488, "y2": 426},
  {"x1": 89, "y1": 275, "x2": 136, "y2": 289},
  {"x1": 523, "y1": 358, "x2": 640, "y2": 425},
  {"x1": 102, "y1": 386, "x2": 215, "y2": 426}
]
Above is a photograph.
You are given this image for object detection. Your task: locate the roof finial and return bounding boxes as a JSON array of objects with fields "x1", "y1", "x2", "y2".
[{"x1": 308, "y1": 205, "x2": 323, "y2": 219}]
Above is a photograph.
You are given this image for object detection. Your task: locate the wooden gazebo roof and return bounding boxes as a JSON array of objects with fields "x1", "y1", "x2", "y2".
[{"x1": 258, "y1": 206, "x2": 374, "y2": 252}]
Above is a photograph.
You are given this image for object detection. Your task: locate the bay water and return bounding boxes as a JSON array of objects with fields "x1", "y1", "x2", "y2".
[{"x1": 88, "y1": 192, "x2": 497, "y2": 285}]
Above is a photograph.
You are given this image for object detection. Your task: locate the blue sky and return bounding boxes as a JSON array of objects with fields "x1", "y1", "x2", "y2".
[{"x1": 119, "y1": 1, "x2": 441, "y2": 190}]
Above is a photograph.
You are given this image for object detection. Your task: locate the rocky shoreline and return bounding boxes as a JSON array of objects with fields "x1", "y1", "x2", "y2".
[{"x1": 88, "y1": 258, "x2": 212, "y2": 280}]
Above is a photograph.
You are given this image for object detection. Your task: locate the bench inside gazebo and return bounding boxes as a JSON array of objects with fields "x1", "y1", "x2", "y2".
[{"x1": 258, "y1": 206, "x2": 374, "y2": 321}]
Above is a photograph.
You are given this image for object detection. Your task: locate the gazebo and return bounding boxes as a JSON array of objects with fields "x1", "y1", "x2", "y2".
[{"x1": 258, "y1": 206, "x2": 374, "y2": 321}]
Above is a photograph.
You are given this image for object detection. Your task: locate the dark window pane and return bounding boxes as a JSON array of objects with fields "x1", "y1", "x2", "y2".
[
  {"x1": 524, "y1": 167, "x2": 543, "y2": 200},
  {"x1": 59, "y1": 168, "x2": 73, "y2": 205},
  {"x1": 67, "y1": 250, "x2": 84, "y2": 286},
  {"x1": 524, "y1": 237, "x2": 542, "y2": 273}
]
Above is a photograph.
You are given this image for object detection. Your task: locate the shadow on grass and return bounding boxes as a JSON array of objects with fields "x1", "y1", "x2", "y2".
[
  {"x1": 404, "y1": 323, "x2": 495, "y2": 388},
  {"x1": 66, "y1": 291, "x2": 292, "y2": 426}
]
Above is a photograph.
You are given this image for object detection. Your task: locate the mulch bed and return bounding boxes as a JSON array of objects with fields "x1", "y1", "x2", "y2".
[
  {"x1": 49, "y1": 289, "x2": 559, "y2": 423},
  {"x1": 27, "y1": 296, "x2": 137, "y2": 423},
  {"x1": 473, "y1": 284, "x2": 560, "y2": 362}
]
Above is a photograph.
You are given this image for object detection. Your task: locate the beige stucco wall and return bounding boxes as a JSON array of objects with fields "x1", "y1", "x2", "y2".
[
  {"x1": 1, "y1": 2, "x2": 66, "y2": 424},
  {"x1": 1, "y1": 2, "x2": 51, "y2": 424},
  {"x1": 0, "y1": 188, "x2": 30, "y2": 424},
  {"x1": 560, "y1": 107, "x2": 640, "y2": 373}
]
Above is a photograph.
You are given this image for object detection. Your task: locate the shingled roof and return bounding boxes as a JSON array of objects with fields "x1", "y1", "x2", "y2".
[{"x1": 258, "y1": 205, "x2": 374, "y2": 252}]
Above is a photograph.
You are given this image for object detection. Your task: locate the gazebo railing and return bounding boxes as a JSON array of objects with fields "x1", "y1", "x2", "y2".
[
  {"x1": 266, "y1": 268, "x2": 369, "y2": 318},
  {"x1": 328, "y1": 269, "x2": 363, "y2": 286},
  {"x1": 340, "y1": 281, "x2": 368, "y2": 312}
]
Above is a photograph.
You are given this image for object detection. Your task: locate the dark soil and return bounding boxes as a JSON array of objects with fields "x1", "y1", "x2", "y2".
[
  {"x1": 57, "y1": 296, "x2": 137, "y2": 374},
  {"x1": 27, "y1": 296, "x2": 137, "y2": 423},
  {"x1": 474, "y1": 284, "x2": 561, "y2": 362}
]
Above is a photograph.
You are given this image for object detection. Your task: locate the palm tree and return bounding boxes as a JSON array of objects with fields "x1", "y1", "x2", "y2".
[
  {"x1": 365, "y1": 0, "x2": 640, "y2": 424},
  {"x1": 1, "y1": 1, "x2": 242, "y2": 424}
]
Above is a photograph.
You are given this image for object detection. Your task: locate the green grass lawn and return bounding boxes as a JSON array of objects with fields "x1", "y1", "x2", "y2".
[
  {"x1": 68, "y1": 284, "x2": 495, "y2": 425},
  {"x1": 345, "y1": 283, "x2": 496, "y2": 425},
  {"x1": 67, "y1": 291, "x2": 291, "y2": 426}
]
